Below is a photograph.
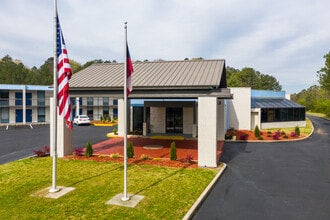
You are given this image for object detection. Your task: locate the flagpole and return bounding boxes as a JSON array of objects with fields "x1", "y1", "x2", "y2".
[
  {"x1": 49, "y1": 0, "x2": 59, "y2": 193},
  {"x1": 122, "y1": 22, "x2": 130, "y2": 201}
]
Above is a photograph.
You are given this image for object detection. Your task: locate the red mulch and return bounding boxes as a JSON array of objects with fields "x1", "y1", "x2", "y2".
[
  {"x1": 64, "y1": 155, "x2": 198, "y2": 168},
  {"x1": 233, "y1": 130, "x2": 304, "y2": 141}
]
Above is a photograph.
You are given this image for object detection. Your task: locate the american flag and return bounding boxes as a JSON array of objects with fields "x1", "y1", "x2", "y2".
[
  {"x1": 126, "y1": 43, "x2": 134, "y2": 96},
  {"x1": 56, "y1": 16, "x2": 73, "y2": 129}
]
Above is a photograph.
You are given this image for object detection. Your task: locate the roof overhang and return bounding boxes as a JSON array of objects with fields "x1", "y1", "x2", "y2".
[{"x1": 70, "y1": 87, "x2": 233, "y2": 99}]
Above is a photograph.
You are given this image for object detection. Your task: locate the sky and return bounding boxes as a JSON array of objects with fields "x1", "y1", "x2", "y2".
[{"x1": 0, "y1": 0, "x2": 329, "y2": 94}]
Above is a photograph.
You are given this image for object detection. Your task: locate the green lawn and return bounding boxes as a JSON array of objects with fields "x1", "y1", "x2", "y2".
[{"x1": 0, "y1": 158, "x2": 220, "y2": 219}]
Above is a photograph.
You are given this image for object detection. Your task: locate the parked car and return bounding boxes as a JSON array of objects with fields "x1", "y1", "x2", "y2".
[{"x1": 73, "y1": 115, "x2": 90, "y2": 125}]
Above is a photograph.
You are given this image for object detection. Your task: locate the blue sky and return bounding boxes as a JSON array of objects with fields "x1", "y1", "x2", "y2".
[{"x1": 0, "y1": 0, "x2": 329, "y2": 94}]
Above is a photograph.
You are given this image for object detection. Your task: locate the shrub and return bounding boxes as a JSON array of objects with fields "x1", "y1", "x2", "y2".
[
  {"x1": 170, "y1": 141, "x2": 177, "y2": 161},
  {"x1": 85, "y1": 141, "x2": 93, "y2": 157},
  {"x1": 295, "y1": 126, "x2": 300, "y2": 136},
  {"x1": 140, "y1": 154, "x2": 150, "y2": 160},
  {"x1": 272, "y1": 131, "x2": 281, "y2": 140},
  {"x1": 185, "y1": 154, "x2": 193, "y2": 163},
  {"x1": 258, "y1": 136, "x2": 264, "y2": 140},
  {"x1": 113, "y1": 128, "x2": 118, "y2": 135},
  {"x1": 290, "y1": 131, "x2": 297, "y2": 137},
  {"x1": 254, "y1": 125, "x2": 260, "y2": 137},
  {"x1": 33, "y1": 146, "x2": 50, "y2": 157},
  {"x1": 110, "y1": 153, "x2": 120, "y2": 159},
  {"x1": 73, "y1": 147, "x2": 84, "y2": 156},
  {"x1": 283, "y1": 135, "x2": 289, "y2": 138},
  {"x1": 239, "y1": 134, "x2": 248, "y2": 140},
  {"x1": 127, "y1": 142, "x2": 134, "y2": 158},
  {"x1": 281, "y1": 131, "x2": 286, "y2": 136}
]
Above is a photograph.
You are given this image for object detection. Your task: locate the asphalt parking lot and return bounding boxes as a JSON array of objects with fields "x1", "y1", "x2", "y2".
[
  {"x1": 0, "y1": 124, "x2": 112, "y2": 164},
  {"x1": 193, "y1": 116, "x2": 330, "y2": 220}
]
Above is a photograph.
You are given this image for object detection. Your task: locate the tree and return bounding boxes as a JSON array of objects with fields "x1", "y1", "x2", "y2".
[
  {"x1": 317, "y1": 52, "x2": 330, "y2": 93},
  {"x1": 226, "y1": 66, "x2": 282, "y2": 91}
]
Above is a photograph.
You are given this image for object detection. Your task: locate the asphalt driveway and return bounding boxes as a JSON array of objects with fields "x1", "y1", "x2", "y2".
[
  {"x1": 0, "y1": 124, "x2": 112, "y2": 164},
  {"x1": 193, "y1": 116, "x2": 330, "y2": 220}
]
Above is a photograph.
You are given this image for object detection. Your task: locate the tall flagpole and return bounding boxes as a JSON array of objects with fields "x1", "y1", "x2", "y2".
[
  {"x1": 122, "y1": 22, "x2": 129, "y2": 201},
  {"x1": 49, "y1": 0, "x2": 59, "y2": 193}
]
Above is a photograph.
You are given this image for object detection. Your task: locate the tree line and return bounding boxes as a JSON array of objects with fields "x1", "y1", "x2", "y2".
[
  {"x1": 0, "y1": 54, "x2": 282, "y2": 91},
  {"x1": 291, "y1": 52, "x2": 330, "y2": 117}
]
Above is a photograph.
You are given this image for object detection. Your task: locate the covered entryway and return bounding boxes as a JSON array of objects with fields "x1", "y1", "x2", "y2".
[{"x1": 166, "y1": 107, "x2": 183, "y2": 133}]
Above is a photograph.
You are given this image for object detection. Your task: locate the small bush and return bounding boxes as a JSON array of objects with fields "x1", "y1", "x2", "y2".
[
  {"x1": 140, "y1": 154, "x2": 150, "y2": 160},
  {"x1": 272, "y1": 131, "x2": 281, "y2": 140},
  {"x1": 239, "y1": 134, "x2": 249, "y2": 140},
  {"x1": 113, "y1": 128, "x2": 118, "y2": 135},
  {"x1": 127, "y1": 142, "x2": 134, "y2": 158},
  {"x1": 290, "y1": 131, "x2": 297, "y2": 137},
  {"x1": 254, "y1": 125, "x2": 260, "y2": 137},
  {"x1": 258, "y1": 136, "x2": 264, "y2": 140},
  {"x1": 73, "y1": 147, "x2": 84, "y2": 156},
  {"x1": 170, "y1": 141, "x2": 177, "y2": 161},
  {"x1": 281, "y1": 131, "x2": 286, "y2": 135},
  {"x1": 110, "y1": 153, "x2": 120, "y2": 159},
  {"x1": 283, "y1": 135, "x2": 289, "y2": 138},
  {"x1": 267, "y1": 131, "x2": 272, "y2": 134},
  {"x1": 295, "y1": 126, "x2": 300, "y2": 136},
  {"x1": 85, "y1": 141, "x2": 93, "y2": 157},
  {"x1": 33, "y1": 146, "x2": 50, "y2": 157}
]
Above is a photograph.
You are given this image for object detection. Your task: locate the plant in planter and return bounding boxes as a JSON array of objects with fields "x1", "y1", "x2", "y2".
[{"x1": 295, "y1": 126, "x2": 300, "y2": 136}]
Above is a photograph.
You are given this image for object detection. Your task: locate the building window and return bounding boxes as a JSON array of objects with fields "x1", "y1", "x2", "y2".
[
  {"x1": 103, "y1": 97, "x2": 109, "y2": 106},
  {"x1": 0, "y1": 107, "x2": 9, "y2": 123},
  {"x1": 113, "y1": 99, "x2": 118, "y2": 106},
  {"x1": 38, "y1": 107, "x2": 45, "y2": 122},
  {"x1": 87, "y1": 97, "x2": 93, "y2": 106},
  {"x1": 103, "y1": 106, "x2": 109, "y2": 117},
  {"x1": 37, "y1": 91, "x2": 45, "y2": 106},
  {"x1": 15, "y1": 92, "x2": 22, "y2": 106},
  {"x1": 261, "y1": 107, "x2": 305, "y2": 123},
  {"x1": 0, "y1": 90, "x2": 9, "y2": 106}
]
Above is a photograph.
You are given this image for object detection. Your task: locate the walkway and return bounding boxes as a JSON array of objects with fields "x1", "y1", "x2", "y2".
[{"x1": 91, "y1": 136, "x2": 224, "y2": 161}]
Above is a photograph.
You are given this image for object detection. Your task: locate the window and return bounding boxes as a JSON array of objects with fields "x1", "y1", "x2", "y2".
[
  {"x1": 87, "y1": 97, "x2": 93, "y2": 106},
  {"x1": 103, "y1": 97, "x2": 109, "y2": 106},
  {"x1": 26, "y1": 93, "x2": 32, "y2": 106},
  {"x1": 113, "y1": 99, "x2": 118, "y2": 106},
  {"x1": 0, "y1": 107, "x2": 9, "y2": 123},
  {"x1": 0, "y1": 90, "x2": 9, "y2": 106},
  {"x1": 37, "y1": 91, "x2": 45, "y2": 106},
  {"x1": 15, "y1": 92, "x2": 22, "y2": 106},
  {"x1": 38, "y1": 107, "x2": 45, "y2": 122}
]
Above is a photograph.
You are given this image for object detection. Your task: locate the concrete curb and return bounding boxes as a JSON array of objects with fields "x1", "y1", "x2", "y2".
[{"x1": 182, "y1": 163, "x2": 227, "y2": 220}]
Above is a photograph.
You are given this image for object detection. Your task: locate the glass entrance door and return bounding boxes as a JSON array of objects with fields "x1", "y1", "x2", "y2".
[{"x1": 166, "y1": 107, "x2": 183, "y2": 133}]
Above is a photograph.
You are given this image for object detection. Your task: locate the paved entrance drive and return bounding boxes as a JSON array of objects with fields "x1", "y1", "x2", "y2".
[{"x1": 193, "y1": 116, "x2": 330, "y2": 220}]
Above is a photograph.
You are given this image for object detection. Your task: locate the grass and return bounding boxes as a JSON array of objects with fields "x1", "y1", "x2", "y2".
[
  {"x1": 306, "y1": 111, "x2": 330, "y2": 120},
  {"x1": 0, "y1": 157, "x2": 220, "y2": 219}
]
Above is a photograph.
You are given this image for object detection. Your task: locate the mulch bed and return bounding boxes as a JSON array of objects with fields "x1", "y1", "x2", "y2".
[{"x1": 64, "y1": 155, "x2": 198, "y2": 169}]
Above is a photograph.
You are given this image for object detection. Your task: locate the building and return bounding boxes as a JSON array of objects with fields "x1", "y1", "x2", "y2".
[
  {"x1": 0, "y1": 84, "x2": 52, "y2": 124},
  {"x1": 70, "y1": 59, "x2": 232, "y2": 167},
  {"x1": 227, "y1": 87, "x2": 306, "y2": 131}
]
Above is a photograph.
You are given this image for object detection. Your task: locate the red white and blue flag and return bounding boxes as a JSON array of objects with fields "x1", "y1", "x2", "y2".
[
  {"x1": 56, "y1": 16, "x2": 73, "y2": 129},
  {"x1": 126, "y1": 43, "x2": 134, "y2": 96}
]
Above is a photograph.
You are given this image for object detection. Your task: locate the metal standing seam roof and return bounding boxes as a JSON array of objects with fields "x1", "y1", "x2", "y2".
[
  {"x1": 251, "y1": 98, "x2": 304, "y2": 108},
  {"x1": 70, "y1": 59, "x2": 226, "y2": 90}
]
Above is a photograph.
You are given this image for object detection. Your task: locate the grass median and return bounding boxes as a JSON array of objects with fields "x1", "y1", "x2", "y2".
[{"x1": 0, "y1": 157, "x2": 220, "y2": 219}]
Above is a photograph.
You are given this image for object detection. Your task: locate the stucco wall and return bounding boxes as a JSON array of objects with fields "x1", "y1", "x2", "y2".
[
  {"x1": 150, "y1": 107, "x2": 165, "y2": 133},
  {"x1": 261, "y1": 120, "x2": 306, "y2": 129},
  {"x1": 183, "y1": 107, "x2": 193, "y2": 134},
  {"x1": 227, "y1": 87, "x2": 251, "y2": 130}
]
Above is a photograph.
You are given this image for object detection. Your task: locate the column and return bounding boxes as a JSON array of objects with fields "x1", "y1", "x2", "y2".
[{"x1": 198, "y1": 97, "x2": 218, "y2": 167}]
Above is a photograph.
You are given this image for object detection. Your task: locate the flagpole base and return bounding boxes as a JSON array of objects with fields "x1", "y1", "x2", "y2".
[
  {"x1": 121, "y1": 196, "x2": 130, "y2": 201},
  {"x1": 49, "y1": 187, "x2": 60, "y2": 193}
]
